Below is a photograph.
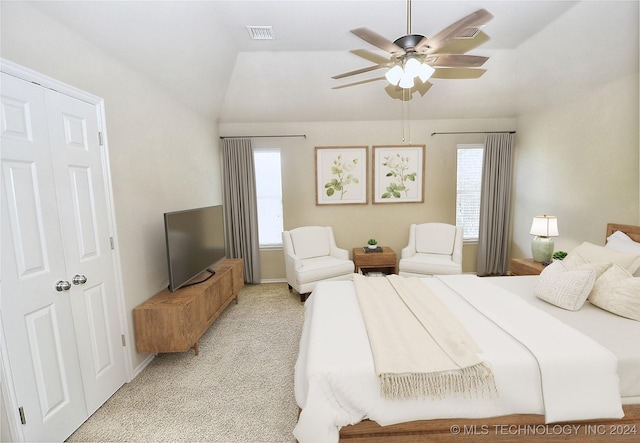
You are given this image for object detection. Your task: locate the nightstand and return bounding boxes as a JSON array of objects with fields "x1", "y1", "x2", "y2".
[
  {"x1": 509, "y1": 258, "x2": 547, "y2": 276},
  {"x1": 353, "y1": 247, "x2": 397, "y2": 275}
]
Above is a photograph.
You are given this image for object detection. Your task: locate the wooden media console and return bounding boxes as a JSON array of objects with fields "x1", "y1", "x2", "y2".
[{"x1": 133, "y1": 258, "x2": 244, "y2": 355}]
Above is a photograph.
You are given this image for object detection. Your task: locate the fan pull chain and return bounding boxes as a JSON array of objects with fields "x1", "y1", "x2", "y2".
[{"x1": 401, "y1": 90, "x2": 411, "y2": 143}]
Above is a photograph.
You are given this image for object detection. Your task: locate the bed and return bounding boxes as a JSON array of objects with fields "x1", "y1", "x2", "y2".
[{"x1": 294, "y1": 223, "x2": 640, "y2": 443}]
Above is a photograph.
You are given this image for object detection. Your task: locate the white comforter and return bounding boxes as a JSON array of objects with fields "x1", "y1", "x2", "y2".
[{"x1": 293, "y1": 275, "x2": 623, "y2": 443}]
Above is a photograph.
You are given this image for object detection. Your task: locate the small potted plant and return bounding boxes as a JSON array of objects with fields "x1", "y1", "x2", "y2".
[{"x1": 367, "y1": 238, "x2": 378, "y2": 250}]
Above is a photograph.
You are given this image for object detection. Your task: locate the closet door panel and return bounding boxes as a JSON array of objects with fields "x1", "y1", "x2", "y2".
[
  {"x1": 1, "y1": 73, "x2": 88, "y2": 442},
  {"x1": 45, "y1": 90, "x2": 127, "y2": 415}
]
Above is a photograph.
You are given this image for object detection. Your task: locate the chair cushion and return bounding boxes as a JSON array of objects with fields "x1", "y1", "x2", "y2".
[
  {"x1": 296, "y1": 256, "x2": 354, "y2": 284},
  {"x1": 290, "y1": 227, "x2": 330, "y2": 259},
  {"x1": 415, "y1": 224, "x2": 456, "y2": 255},
  {"x1": 399, "y1": 253, "x2": 461, "y2": 275}
]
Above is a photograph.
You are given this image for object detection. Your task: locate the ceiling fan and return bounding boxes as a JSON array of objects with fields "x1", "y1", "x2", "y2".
[{"x1": 333, "y1": 0, "x2": 493, "y2": 99}]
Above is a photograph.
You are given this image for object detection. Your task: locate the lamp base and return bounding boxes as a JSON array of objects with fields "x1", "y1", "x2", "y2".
[{"x1": 532, "y1": 236, "x2": 554, "y2": 264}]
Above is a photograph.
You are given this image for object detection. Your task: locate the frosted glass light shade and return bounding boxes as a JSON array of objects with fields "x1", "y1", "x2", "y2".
[
  {"x1": 385, "y1": 65, "x2": 403, "y2": 85},
  {"x1": 418, "y1": 63, "x2": 435, "y2": 82},
  {"x1": 404, "y1": 57, "x2": 422, "y2": 76},
  {"x1": 530, "y1": 215, "x2": 559, "y2": 237},
  {"x1": 399, "y1": 73, "x2": 414, "y2": 89}
]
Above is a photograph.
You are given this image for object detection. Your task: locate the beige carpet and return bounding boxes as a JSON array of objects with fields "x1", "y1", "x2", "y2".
[{"x1": 67, "y1": 283, "x2": 304, "y2": 443}]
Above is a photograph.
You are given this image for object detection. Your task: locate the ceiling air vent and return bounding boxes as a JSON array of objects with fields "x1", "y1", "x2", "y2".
[
  {"x1": 457, "y1": 27, "x2": 481, "y2": 39},
  {"x1": 247, "y1": 26, "x2": 275, "y2": 40}
]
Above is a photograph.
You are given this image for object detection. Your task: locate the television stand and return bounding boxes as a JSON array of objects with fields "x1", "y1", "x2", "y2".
[{"x1": 133, "y1": 258, "x2": 244, "y2": 355}]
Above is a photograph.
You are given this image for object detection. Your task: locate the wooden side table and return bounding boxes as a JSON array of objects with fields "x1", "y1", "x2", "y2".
[
  {"x1": 353, "y1": 247, "x2": 397, "y2": 275},
  {"x1": 509, "y1": 258, "x2": 547, "y2": 276}
]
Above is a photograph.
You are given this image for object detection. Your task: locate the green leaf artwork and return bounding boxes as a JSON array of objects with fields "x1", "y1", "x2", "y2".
[
  {"x1": 381, "y1": 153, "x2": 416, "y2": 199},
  {"x1": 324, "y1": 154, "x2": 359, "y2": 199}
]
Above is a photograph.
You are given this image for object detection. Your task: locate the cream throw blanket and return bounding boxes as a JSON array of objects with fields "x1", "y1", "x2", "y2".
[{"x1": 353, "y1": 274, "x2": 496, "y2": 399}]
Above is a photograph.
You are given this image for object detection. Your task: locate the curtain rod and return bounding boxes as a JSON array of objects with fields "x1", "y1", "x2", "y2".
[
  {"x1": 431, "y1": 131, "x2": 516, "y2": 136},
  {"x1": 219, "y1": 134, "x2": 306, "y2": 139}
]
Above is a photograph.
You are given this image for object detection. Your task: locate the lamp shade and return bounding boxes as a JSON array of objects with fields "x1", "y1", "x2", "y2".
[{"x1": 530, "y1": 215, "x2": 559, "y2": 237}]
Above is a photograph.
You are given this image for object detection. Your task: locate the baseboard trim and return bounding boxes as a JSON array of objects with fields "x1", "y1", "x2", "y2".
[
  {"x1": 259, "y1": 278, "x2": 288, "y2": 284},
  {"x1": 132, "y1": 353, "x2": 155, "y2": 379}
]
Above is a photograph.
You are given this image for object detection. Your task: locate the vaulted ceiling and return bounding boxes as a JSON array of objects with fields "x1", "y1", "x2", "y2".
[{"x1": 26, "y1": 1, "x2": 639, "y2": 123}]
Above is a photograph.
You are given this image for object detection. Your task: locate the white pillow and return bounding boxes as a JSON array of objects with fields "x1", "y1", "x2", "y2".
[
  {"x1": 589, "y1": 264, "x2": 640, "y2": 321},
  {"x1": 534, "y1": 261, "x2": 596, "y2": 311},
  {"x1": 563, "y1": 261, "x2": 611, "y2": 280},
  {"x1": 563, "y1": 242, "x2": 640, "y2": 275},
  {"x1": 605, "y1": 231, "x2": 640, "y2": 277}
]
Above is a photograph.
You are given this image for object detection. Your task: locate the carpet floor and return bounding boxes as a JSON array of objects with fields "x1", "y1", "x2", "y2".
[{"x1": 67, "y1": 283, "x2": 304, "y2": 443}]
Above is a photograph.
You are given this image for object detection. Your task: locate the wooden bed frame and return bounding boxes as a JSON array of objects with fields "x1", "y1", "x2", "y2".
[{"x1": 335, "y1": 223, "x2": 640, "y2": 442}]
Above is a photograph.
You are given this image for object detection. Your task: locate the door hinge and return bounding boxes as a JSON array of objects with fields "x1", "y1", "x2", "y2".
[
  {"x1": 98, "y1": 131, "x2": 104, "y2": 146},
  {"x1": 109, "y1": 237, "x2": 115, "y2": 250},
  {"x1": 18, "y1": 406, "x2": 26, "y2": 425},
  {"x1": 121, "y1": 334, "x2": 126, "y2": 347}
]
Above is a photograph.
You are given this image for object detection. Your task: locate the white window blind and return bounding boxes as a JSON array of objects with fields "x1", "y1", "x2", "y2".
[
  {"x1": 253, "y1": 149, "x2": 284, "y2": 247},
  {"x1": 456, "y1": 145, "x2": 484, "y2": 241}
]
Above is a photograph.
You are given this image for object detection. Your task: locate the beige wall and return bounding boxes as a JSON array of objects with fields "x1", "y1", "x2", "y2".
[
  {"x1": 221, "y1": 118, "x2": 516, "y2": 280},
  {"x1": 511, "y1": 72, "x2": 640, "y2": 258}
]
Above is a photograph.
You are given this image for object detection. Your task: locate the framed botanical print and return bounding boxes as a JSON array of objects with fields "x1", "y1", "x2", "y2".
[
  {"x1": 315, "y1": 146, "x2": 368, "y2": 205},
  {"x1": 373, "y1": 145, "x2": 425, "y2": 203}
]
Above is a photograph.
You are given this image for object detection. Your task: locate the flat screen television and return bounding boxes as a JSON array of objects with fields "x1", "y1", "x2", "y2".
[{"x1": 164, "y1": 205, "x2": 226, "y2": 292}]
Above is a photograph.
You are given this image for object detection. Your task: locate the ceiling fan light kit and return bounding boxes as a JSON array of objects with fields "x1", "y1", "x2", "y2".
[
  {"x1": 333, "y1": 0, "x2": 493, "y2": 97},
  {"x1": 384, "y1": 56, "x2": 435, "y2": 89}
]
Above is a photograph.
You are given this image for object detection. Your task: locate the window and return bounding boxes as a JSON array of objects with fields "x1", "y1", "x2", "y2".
[
  {"x1": 456, "y1": 145, "x2": 484, "y2": 241},
  {"x1": 253, "y1": 149, "x2": 284, "y2": 247}
]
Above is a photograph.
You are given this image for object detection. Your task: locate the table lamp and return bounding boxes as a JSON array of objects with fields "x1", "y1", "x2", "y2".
[{"x1": 530, "y1": 215, "x2": 559, "y2": 264}]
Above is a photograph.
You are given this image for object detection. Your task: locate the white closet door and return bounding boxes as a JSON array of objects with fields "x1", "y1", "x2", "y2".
[
  {"x1": 45, "y1": 89, "x2": 127, "y2": 415},
  {"x1": 1, "y1": 74, "x2": 89, "y2": 441},
  {"x1": 1, "y1": 72, "x2": 127, "y2": 441}
]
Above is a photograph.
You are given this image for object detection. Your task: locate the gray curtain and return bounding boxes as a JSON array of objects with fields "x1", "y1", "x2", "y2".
[
  {"x1": 476, "y1": 133, "x2": 514, "y2": 276},
  {"x1": 221, "y1": 138, "x2": 261, "y2": 284}
]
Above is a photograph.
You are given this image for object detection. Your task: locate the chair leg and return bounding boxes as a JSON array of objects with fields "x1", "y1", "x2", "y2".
[
  {"x1": 288, "y1": 284, "x2": 292, "y2": 292},
  {"x1": 300, "y1": 293, "x2": 309, "y2": 303}
]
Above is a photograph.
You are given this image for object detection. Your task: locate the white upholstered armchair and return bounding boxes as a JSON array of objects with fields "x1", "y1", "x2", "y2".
[
  {"x1": 398, "y1": 223, "x2": 463, "y2": 277},
  {"x1": 282, "y1": 226, "x2": 354, "y2": 302}
]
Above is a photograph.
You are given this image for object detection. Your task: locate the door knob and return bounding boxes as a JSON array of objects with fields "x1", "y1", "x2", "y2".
[
  {"x1": 55, "y1": 280, "x2": 71, "y2": 292},
  {"x1": 72, "y1": 274, "x2": 88, "y2": 285}
]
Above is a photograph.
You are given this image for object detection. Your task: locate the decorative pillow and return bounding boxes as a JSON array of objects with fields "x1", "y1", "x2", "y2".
[
  {"x1": 605, "y1": 231, "x2": 640, "y2": 277},
  {"x1": 563, "y1": 261, "x2": 612, "y2": 280},
  {"x1": 589, "y1": 264, "x2": 640, "y2": 321},
  {"x1": 563, "y1": 242, "x2": 640, "y2": 275},
  {"x1": 534, "y1": 261, "x2": 596, "y2": 311}
]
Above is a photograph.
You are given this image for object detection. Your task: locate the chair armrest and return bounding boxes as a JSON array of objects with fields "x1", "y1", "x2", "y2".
[
  {"x1": 330, "y1": 246, "x2": 349, "y2": 260},
  {"x1": 401, "y1": 244, "x2": 416, "y2": 259},
  {"x1": 285, "y1": 253, "x2": 303, "y2": 270}
]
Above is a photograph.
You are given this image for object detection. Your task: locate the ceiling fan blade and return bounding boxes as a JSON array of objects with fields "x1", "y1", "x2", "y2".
[
  {"x1": 422, "y1": 9, "x2": 494, "y2": 53},
  {"x1": 431, "y1": 68, "x2": 486, "y2": 79},
  {"x1": 426, "y1": 54, "x2": 489, "y2": 68},
  {"x1": 433, "y1": 31, "x2": 490, "y2": 55},
  {"x1": 350, "y1": 49, "x2": 391, "y2": 65},
  {"x1": 351, "y1": 27, "x2": 405, "y2": 54},
  {"x1": 332, "y1": 77, "x2": 386, "y2": 89},
  {"x1": 332, "y1": 64, "x2": 389, "y2": 80}
]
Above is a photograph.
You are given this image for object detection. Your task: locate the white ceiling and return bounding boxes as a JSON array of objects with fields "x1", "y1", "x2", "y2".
[{"x1": 28, "y1": 1, "x2": 639, "y2": 123}]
